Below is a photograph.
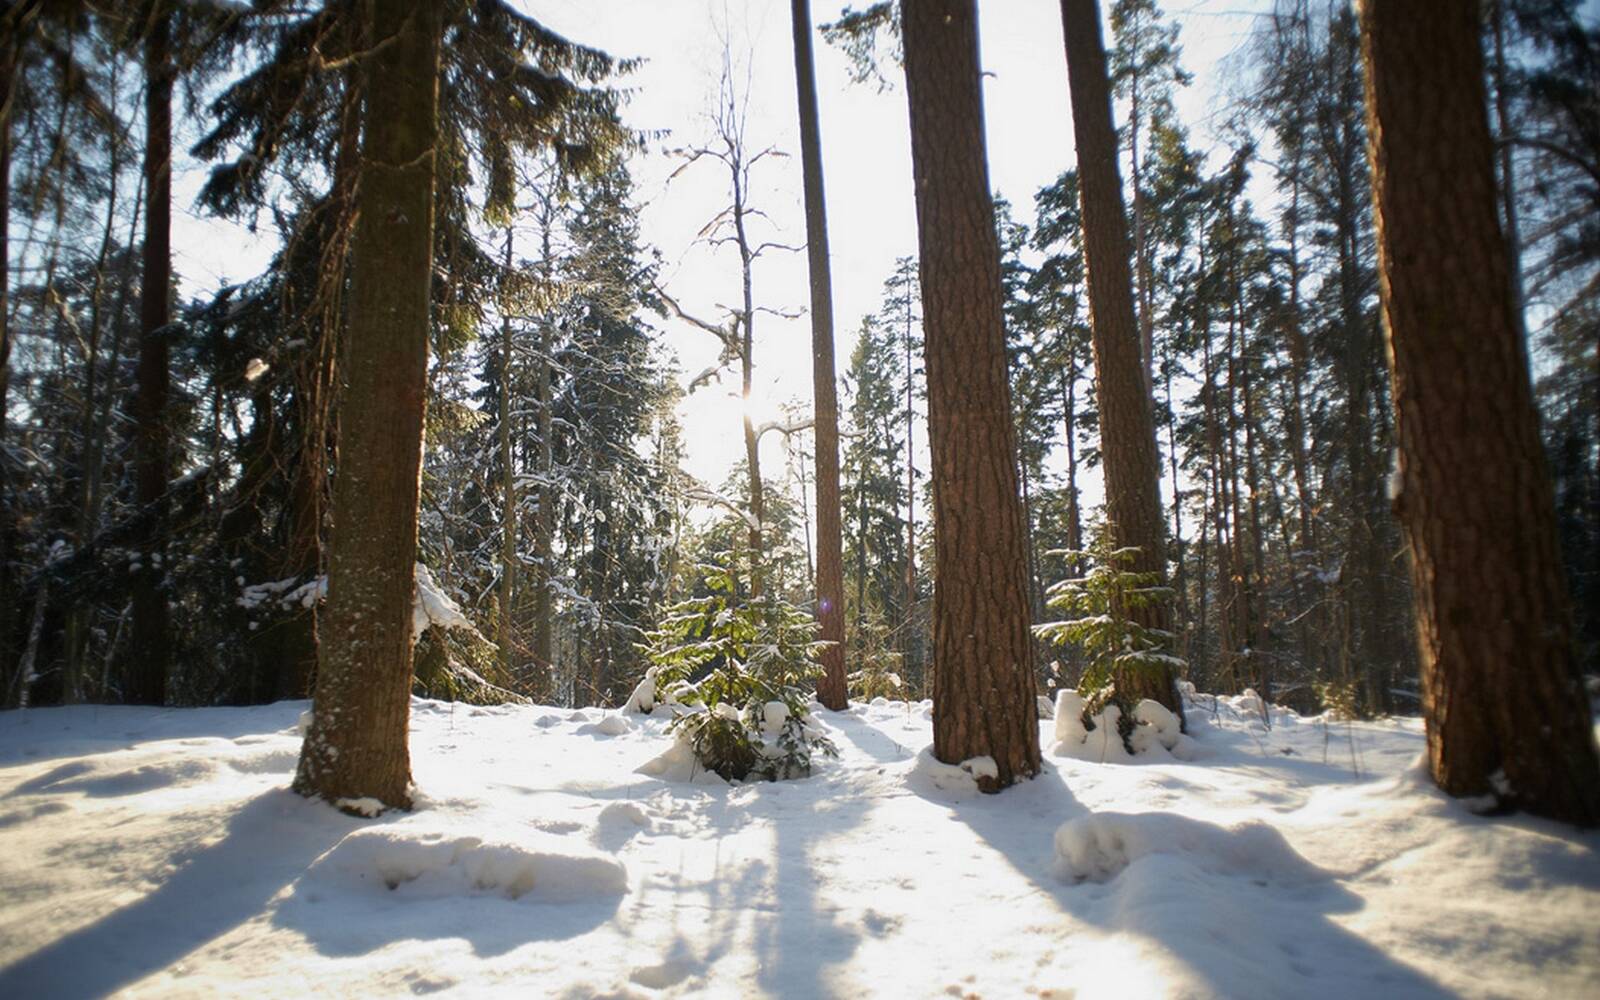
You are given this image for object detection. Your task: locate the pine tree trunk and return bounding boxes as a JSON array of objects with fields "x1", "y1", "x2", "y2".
[
  {"x1": 790, "y1": 0, "x2": 847, "y2": 710},
  {"x1": 1359, "y1": 0, "x2": 1600, "y2": 826},
  {"x1": 1059, "y1": 0, "x2": 1182, "y2": 721},
  {"x1": 294, "y1": 0, "x2": 441, "y2": 813},
  {"x1": 129, "y1": 6, "x2": 173, "y2": 705},
  {"x1": 903, "y1": 0, "x2": 1040, "y2": 792}
]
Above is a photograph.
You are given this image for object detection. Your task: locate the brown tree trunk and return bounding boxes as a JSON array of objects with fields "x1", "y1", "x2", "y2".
[
  {"x1": 1059, "y1": 0, "x2": 1182, "y2": 721},
  {"x1": 902, "y1": 0, "x2": 1040, "y2": 792},
  {"x1": 790, "y1": 0, "x2": 847, "y2": 710},
  {"x1": 294, "y1": 0, "x2": 441, "y2": 813},
  {"x1": 1358, "y1": 0, "x2": 1600, "y2": 826},
  {"x1": 129, "y1": 5, "x2": 173, "y2": 705}
]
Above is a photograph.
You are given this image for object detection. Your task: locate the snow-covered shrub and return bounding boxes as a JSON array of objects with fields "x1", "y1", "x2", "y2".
[
  {"x1": 642, "y1": 566, "x2": 838, "y2": 781},
  {"x1": 1033, "y1": 532, "x2": 1185, "y2": 744}
]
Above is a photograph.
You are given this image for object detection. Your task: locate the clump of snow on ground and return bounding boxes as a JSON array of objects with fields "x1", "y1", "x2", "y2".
[
  {"x1": 1051, "y1": 688, "x2": 1201, "y2": 762},
  {"x1": 1, "y1": 688, "x2": 1597, "y2": 998},
  {"x1": 1053, "y1": 811, "x2": 1329, "y2": 885},
  {"x1": 305, "y1": 824, "x2": 627, "y2": 901}
]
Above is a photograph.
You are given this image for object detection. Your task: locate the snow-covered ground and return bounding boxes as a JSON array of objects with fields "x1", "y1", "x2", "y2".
[{"x1": 1, "y1": 691, "x2": 1596, "y2": 998}]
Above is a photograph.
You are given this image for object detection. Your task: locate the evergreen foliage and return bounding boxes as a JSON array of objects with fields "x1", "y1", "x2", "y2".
[
  {"x1": 1035, "y1": 530, "x2": 1185, "y2": 722},
  {"x1": 643, "y1": 563, "x2": 837, "y2": 781}
]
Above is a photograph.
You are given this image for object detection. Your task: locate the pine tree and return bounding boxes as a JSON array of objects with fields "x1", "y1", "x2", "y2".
[
  {"x1": 789, "y1": 0, "x2": 847, "y2": 710},
  {"x1": 1359, "y1": 0, "x2": 1600, "y2": 826},
  {"x1": 902, "y1": 0, "x2": 1040, "y2": 791},
  {"x1": 1058, "y1": 0, "x2": 1182, "y2": 721}
]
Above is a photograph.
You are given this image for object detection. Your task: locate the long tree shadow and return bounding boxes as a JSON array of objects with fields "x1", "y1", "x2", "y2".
[
  {"x1": 913, "y1": 758, "x2": 1459, "y2": 999},
  {"x1": 0, "y1": 703, "x2": 306, "y2": 767},
  {"x1": 751, "y1": 755, "x2": 878, "y2": 998},
  {"x1": 0, "y1": 790, "x2": 344, "y2": 999}
]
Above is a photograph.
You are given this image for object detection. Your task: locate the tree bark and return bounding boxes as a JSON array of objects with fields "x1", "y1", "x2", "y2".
[
  {"x1": 294, "y1": 0, "x2": 441, "y2": 813},
  {"x1": 790, "y1": 0, "x2": 848, "y2": 710},
  {"x1": 1358, "y1": 0, "x2": 1600, "y2": 826},
  {"x1": 902, "y1": 0, "x2": 1040, "y2": 792},
  {"x1": 129, "y1": 4, "x2": 173, "y2": 705},
  {"x1": 1058, "y1": 0, "x2": 1182, "y2": 721}
]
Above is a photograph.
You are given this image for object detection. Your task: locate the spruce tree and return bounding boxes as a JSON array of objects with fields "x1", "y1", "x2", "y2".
[{"x1": 294, "y1": 0, "x2": 443, "y2": 812}]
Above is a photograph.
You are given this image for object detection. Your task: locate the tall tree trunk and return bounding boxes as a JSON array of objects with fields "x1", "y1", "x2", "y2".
[
  {"x1": 0, "y1": 27, "x2": 14, "y2": 695},
  {"x1": 64, "y1": 57, "x2": 126, "y2": 702},
  {"x1": 294, "y1": 0, "x2": 441, "y2": 813},
  {"x1": 1059, "y1": 0, "x2": 1182, "y2": 721},
  {"x1": 0, "y1": 27, "x2": 13, "y2": 453},
  {"x1": 129, "y1": 4, "x2": 173, "y2": 705},
  {"x1": 903, "y1": 0, "x2": 1040, "y2": 792},
  {"x1": 901, "y1": 272, "x2": 919, "y2": 683},
  {"x1": 531, "y1": 207, "x2": 554, "y2": 702},
  {"x1": 1358, "y1": 0, "x2": 1600, "y2": 826},
  {"x1": 498, "y1": 228, "x2": 517, "y2": 684},
  {"x1": 790, "y1": 0, "x2": 847, "y2": 709},
  {"x1": 534, "y1": 316, "x2": 553, "y2": 697}
]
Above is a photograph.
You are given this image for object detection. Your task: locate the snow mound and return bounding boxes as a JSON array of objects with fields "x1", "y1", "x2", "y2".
[
  {"x1": 577, "y1": 713, "x2": 631, "y2": 738},
  {"x1": 622, "y1": 666, "x2": 658, "y2": 713},
  {"x1": 1053, "y1": 811, "x2": 1330, "y2": 886},
  {"x1": 306, "y1": 825, "x2": 628, "y2": 902},
  {"x1": 634, "y1": 731, "x2": 726, "y2": 785},
  {"x1": 1052, "y1": 690, "x2": 1199, "y2": 763},
  {"x1": 597, "y1": 801, "x2": 650, "y2": 829},
  {"x1": 908, "y1": 747, "x2": 996, "y2": 797}
]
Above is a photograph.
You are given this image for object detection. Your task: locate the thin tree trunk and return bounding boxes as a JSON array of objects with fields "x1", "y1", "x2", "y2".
[
  {"x1": 498, "y1": 227, "x2": 516, "y2": 683},
  {"x1": 903, "y1": 0, "x2": 1040, "y2": 791},
  {"x1": 64, "y1": 58, "x2": 126, "y2": 702},
  {"x1": 1359, "y1": 0, "x2": 1600, "y2": 826},
  {"x1": 791, "y1": 0, "x2": 847, "y2": 708},
  {"x1": 129, "y1": 4, "x2": 173, "y2": 705},
  {"x1": 295, "y1": 0, "x2": 441, "y2": 813},
  {"x1": 532, "y1": 205, "x2": 554, "y2": 701},
  {"x1": 534, "y1": 316, "x2": 553, "y2": 696},
  {"x1": 1059, "y1": 0, "x2": 1182, "y2": 721}
]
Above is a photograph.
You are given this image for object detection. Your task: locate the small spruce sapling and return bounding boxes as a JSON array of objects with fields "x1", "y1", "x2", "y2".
[
  {"x1": 642, "y1": 564, "x2": 838, "y2": 781},
  {"x1": 846, "y1": 611, "x2": 905, "y2": 702},
  {"x1": 1033, "y1": 529, "x2": 1185, "y2": 745}
]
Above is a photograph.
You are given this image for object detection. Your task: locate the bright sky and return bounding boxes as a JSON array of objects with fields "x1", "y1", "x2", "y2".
[
  {"x1": 167, "y1": 1, "x2": 1268, "y2": 507},
  {"x1": 527, "y1": 0, "x2": 1263, "y2": 497}
]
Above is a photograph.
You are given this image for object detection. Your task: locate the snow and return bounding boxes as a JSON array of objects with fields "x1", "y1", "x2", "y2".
[
  {"x1": 1, "y1": 693, "x2": 1597, "y2": 998},
  {"x1": 412, "y1": 563, "x2": 479, "y2": 640}
]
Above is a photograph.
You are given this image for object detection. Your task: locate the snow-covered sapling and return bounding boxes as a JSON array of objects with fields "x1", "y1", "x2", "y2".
[
  {"x1": 1033, "y1": 532, "x2": 1186, "y2": 749},
  {"x1": 640, "y1": 564, "x2": 838, "y2": 781}
]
